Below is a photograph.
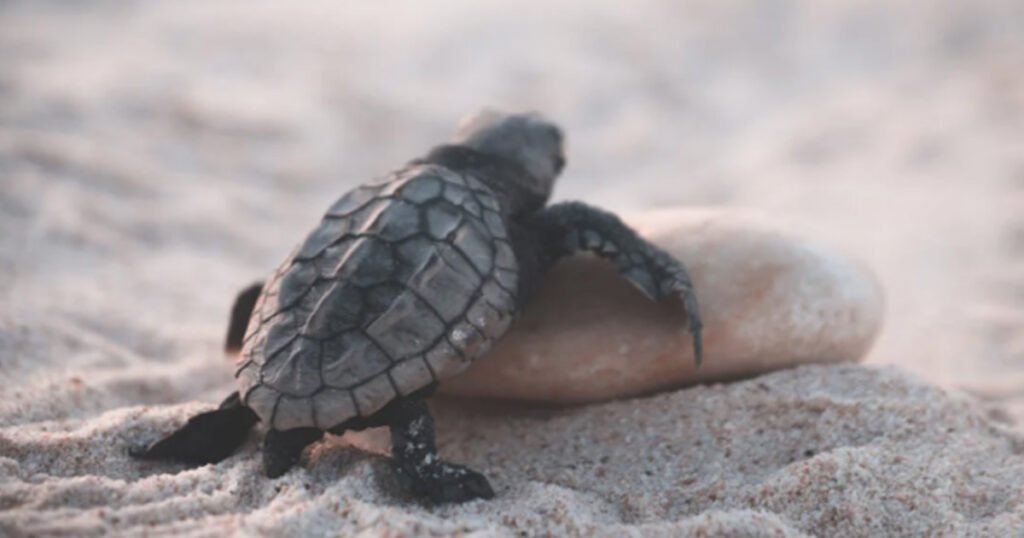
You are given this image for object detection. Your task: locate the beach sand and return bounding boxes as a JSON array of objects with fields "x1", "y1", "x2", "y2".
[
  {"x1": 5, "y1": 366, "x2": 1023, "y2": 536},
  {"x1": 2, "y1": 0, "x2": 1024, "y2": 535}
]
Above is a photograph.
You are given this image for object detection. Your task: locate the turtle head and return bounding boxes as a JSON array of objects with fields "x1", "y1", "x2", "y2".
[{"x1": 451, "y1": 109, "x2": 565, "y2": 205}]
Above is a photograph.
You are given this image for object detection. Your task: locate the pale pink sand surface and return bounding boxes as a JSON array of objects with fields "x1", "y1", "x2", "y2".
[
  {"x1": 2, "y1": 0, "x2": 1024, "y2": 536},
  {"x1": 4, "y1": 366, "x2": 1024, "y2": 536}
]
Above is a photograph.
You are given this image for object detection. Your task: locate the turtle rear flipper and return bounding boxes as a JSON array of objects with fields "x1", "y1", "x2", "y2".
[
  {"x1": 262, "y1": 427, "x2": 323, "y2": 478},
  {"x1": 225, "y1": 282, "x2": 263, "y2": 354},
  {"x1": 130, "y1": 392, "x2": 258, "y2": 465},
  {"x1": 386, "y1": 399, "x2": 494, "y2": 503}
]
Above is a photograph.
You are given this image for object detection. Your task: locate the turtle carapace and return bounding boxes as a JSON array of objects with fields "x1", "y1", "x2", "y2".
[{"x1": 130, "y1": 110, "x2": 703, "y2": 504}]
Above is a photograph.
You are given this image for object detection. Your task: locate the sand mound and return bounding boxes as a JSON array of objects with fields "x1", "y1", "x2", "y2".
[{"x1": 2, "y1": 365, "x2": 1022, "y2": 536}]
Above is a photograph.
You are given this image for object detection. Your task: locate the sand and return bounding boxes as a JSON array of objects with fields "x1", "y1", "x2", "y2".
[
  {"x1": 2, "y1": 0, "x2": 1024, "y2": 536},
  {"x1": 4, "y1": 366, "x2": 1024, "y2": 536}
]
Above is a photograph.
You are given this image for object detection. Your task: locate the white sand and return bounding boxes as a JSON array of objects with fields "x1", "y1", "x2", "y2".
[
  {"x1": 2, "y1": 0, "x2": 1024, "y2": 536},
  {"x1": 4, "y1": 366, "x2": 1024, "y2": 536}
]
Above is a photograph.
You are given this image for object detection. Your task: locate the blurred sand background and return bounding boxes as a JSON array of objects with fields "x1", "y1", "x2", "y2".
[{"x1": 2, "y1": 0, "x2": 1024, "y2": 536}]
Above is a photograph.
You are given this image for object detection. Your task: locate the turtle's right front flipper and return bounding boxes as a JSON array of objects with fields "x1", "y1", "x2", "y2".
[
  {"x1": 225, "y1": 282, "x2": 264, "y2": 354},
  {"x1": 130, "y1": 392, "x2": 258, "y2": 465},
  {"x1": 526, "y1": 201, "x2": 703, "y2": 365}
]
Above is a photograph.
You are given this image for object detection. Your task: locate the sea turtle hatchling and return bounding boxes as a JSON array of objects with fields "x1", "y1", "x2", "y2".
[{"x1": 130, "y1": 110, "x2": 703, "y2": 503}]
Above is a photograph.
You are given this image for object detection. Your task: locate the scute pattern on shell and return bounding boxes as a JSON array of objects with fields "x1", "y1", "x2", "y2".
[{"x1": 235, "y1": 165, "x2": 518, "y2": 430}]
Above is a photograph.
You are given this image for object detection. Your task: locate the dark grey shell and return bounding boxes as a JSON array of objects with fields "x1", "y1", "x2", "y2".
[{"x1": 235, "y1": 165, "x2": 518, "y2": 430}]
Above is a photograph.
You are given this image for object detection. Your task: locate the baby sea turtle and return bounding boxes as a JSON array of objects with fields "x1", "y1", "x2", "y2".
[{"x1": 130, "y1": 110, "x2": 703, "y2": 503}]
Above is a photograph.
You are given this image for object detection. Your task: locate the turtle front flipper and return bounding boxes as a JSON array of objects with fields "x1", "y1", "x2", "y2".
[
  {"x1": 225, "y1": 282, "x2": 263, "y2": 354},
  {"x1": 526, "y1": 201, "x2": 703, "y2": 365},
  {"x1": 130, "y1": 392, "x2": 259, "y2": 465},
  {"x1": 385, "y1": 399, "x2": 494, "y2": 504}
]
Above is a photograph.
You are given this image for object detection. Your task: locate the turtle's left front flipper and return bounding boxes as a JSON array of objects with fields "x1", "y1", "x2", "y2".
[
  {"x1": 129, "y1": 392, "x2": 259, "y2": 464},
  {"x1": 526, "y1": 201, "x2": 703, "y2": 365},
  {"x1": 225, "y1": 282, "x2": 263, "y2": 354}
]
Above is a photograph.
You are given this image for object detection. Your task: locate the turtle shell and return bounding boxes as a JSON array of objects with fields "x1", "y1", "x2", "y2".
[{"x1": 234, "y1": 165, "x2": 519, "y2": 430}]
